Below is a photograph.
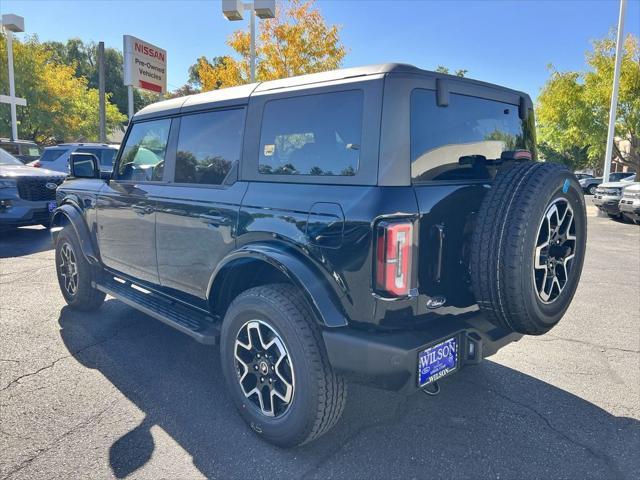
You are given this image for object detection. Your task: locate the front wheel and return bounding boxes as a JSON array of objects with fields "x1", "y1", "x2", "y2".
[
  {"x1": 220, "y1": 284, "x2": 346, "y2": 447},
  {"x1": 55, "y1": 228, "x2": 105, "y2": 311},
  {"x1": 587, "y1": 185, "x2": 598, "y2": 195}
]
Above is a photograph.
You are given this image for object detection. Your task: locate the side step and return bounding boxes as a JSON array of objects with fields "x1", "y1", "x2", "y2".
[{"x1": 95, "y1": 274, "x2": 220, "y2": 345}]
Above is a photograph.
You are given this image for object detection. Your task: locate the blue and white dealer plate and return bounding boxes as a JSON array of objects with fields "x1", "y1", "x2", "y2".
[{"x1": 418, "y1": 337, "x2": 458, "y2": 386}]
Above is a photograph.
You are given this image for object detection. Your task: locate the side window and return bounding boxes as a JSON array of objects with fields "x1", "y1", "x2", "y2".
[
  {"x1": 258, "y1": 90, "x2": 363, "y2": 177},
  {"x1": 76, "y1": 148, "x2": 117, "y2": 170},
  {"x1": 116, "y1": 119, "x2": 171, "y2": 181},
  {"x1": 410, "y1": 90, "x2": 533, "y2": 182},
  {"x1": 175, "y1": 108, "x2": 245, "y2": 185}
]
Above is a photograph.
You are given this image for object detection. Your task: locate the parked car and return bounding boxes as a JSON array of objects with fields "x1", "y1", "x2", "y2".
[
  {"x1": 593, "y1": 176, "x2": 637, "y2": 219},
  {"x1": 29, "y1": 143, "x2": 118, "y2": 175},
  {"x1": 0, "y1": 138, "x2": 42, "y2": 163},
  {"x1": 51, "y1": 64, "x2": 587, "y2": 447},
  {"x1": 619, "y1": 182, "x2": 640, "y2": 224},
  {"x1": 574, "y1": 173, "x2": 594, "y2": 181},
  {"x1": 0, "y1": 148, "x2": 65, "y2": 230},
  {"x1": 580, "y1": 171, "x2": 636, "y2": 195}
]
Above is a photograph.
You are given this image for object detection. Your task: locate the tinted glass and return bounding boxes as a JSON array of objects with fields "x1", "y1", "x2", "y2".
[
  {"x1": 258, "y1": 90, "x2": 363, "y2": 177},
  {"x1": 39, "y1": 149, "x2": 67, "y2": 162},
  {"x1": 117, "y1": 119, "x2": 171, "y2": 181},
  {"x1": 175, "y1": 109, "x2": 245, "y2": 185},
  {"x1": 76, "y1": 147, "x2": 117, "y2": 169},
  {"x1": 411, "y1": 90, "x2": 536, "y2": 182},
  {"x1": 1, "y1": 144, "x2": 19, "y2": 155}
]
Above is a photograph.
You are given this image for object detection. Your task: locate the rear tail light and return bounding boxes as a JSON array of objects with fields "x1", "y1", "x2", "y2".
[
  {"x1": 375, "y1": 220, "x2": 414, "y2": 297},
  {"x1": 31, "y1": 161, "x2": 41, "y2": 168}
]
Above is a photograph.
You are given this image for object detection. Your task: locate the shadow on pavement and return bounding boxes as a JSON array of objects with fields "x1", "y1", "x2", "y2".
[
  {"x1": 58, "y1": 303, "x2": 639, "y2": 479},
  {"x1": 0, "y1": 226, "x2": 53, "y2": 258}
]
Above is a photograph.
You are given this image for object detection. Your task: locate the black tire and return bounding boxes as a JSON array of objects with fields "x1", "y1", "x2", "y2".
[
  {"x1": 220, "y1": 284, "x2": 346, "y2": 447},
  {"x1": 470, "y1": 162, "x2": 587, "y2": 335},
  {"x1": 55, "y1": 228, "x2": 105, "y2": 311},
  {"x1": 587, "y1": 185, "x2": 598, "y2": 195}
]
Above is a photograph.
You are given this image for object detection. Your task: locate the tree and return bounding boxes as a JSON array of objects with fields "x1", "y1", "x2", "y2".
[
  {"x1": 0, "y1": 34, "x2": 126, "y2": 143},
  {"x1": 435, "y1": 65, "x2": 468, "y2": 77},
  {"x1": 198, "y1": 0, "x2": 346, "y2": 90},
  {"x1": 537, "y1": 33, "x2": 640, "y2": 172},
  {"x1": 44, "y1": 38, "x2": 156, "y2": 115}
]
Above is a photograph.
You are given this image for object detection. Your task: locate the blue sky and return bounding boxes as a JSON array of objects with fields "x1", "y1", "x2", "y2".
[{"x1": 1, "y1": 0, "x2": 639, "y2": 100}]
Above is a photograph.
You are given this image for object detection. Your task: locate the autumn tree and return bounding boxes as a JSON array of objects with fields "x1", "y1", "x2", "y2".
[
  {"x1": 537, "y1": 33, "x2": 640, "y2": 172},
  {"x1": 0, "y1": 34, "x2": 126, "y2": 143},
  {"x1": 197, "y1": 0, "x2": 346, "y2": 90}
]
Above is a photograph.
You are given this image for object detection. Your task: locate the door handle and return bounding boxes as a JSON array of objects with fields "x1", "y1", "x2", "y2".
[
  {"x1": 198, "y1": 213, "x2": 229, "y2": 226},
  {"x1": 133, "y1": 205, "x2": 154, "y2": 216}
]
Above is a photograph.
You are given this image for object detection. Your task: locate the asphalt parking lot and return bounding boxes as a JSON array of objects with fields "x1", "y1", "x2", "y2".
[{"x1": 1, "y1": 202, "x2": 638, "y2": 480}]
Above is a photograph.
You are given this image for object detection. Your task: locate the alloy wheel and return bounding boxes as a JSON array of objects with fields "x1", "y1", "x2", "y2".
[
  {"x1": 234, "y1": 320, "x2": 295, "y2": 417},
  {"x1": 533, "y1": 198, "x2": 576, "y2": 304},
  {"x1": 59, "y1": 242, "x2": 79, "y2": 297}
]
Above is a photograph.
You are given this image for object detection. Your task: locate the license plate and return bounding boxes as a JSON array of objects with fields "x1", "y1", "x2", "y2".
[
  {"x1": 47, "y1": 201, "x2": 57, "y2": 212},
  {"x1": 418, "y1": 337, "x2": 458, "y2": 386}
]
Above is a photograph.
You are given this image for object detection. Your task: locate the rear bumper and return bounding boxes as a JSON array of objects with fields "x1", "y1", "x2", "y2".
[
  {"x1": 619, "y1": 200, "x2": 640, "y2": 215},
  {"x1": 323, "y1": 315, "x2": 521, "y2": 394}
]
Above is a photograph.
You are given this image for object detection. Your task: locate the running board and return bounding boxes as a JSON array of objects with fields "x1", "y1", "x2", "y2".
[{"x1": 94, "y1": 275, "x2": 220, "y2": 345}]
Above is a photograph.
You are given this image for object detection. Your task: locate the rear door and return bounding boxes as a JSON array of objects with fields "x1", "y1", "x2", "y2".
[
  {"x1": 97, "y1": 118, "x2": 172, "y2": 284},
  {"x1": 394, "y1": 75, "x2": 536, "y2": 311},
  {"x1": 154, "y1": 108, "x2": 247, "y2": 298}
]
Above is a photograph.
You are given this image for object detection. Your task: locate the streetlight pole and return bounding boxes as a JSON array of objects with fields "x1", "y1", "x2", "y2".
[
  {"x1": 1, "y1": 14, "x2": 26, "y2": 142},
  {"x1": 222, "y1": 0, "x2": 275, "y2": 83},
  {"x1": 602, "y1": 0, "x2": 627, "y2": 182}
]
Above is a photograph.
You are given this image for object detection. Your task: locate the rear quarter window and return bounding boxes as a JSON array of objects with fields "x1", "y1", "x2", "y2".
[
  {"x1": 410, "y1": 89, "x2": 536, "y2": 182},
  {"x1": 258, "y1": 90, "x2": 363, "y2": 177},
  {"x1": 39, "y1": 149, "x2": 68, "y2": 162}
]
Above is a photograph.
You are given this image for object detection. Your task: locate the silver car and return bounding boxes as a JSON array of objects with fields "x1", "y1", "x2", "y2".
[
  {"x1": 619, "y1": 182, "x2": 640, "y2": 224},
  {"x1": 0, "y1": 148, "x2": 66, "y2": 230}
]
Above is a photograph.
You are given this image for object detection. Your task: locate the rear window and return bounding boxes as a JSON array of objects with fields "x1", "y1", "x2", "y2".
[
  {"x1": 40, "y1": 149, "x2": 68, "y2": 162},
  {"x1": 410, "y1": 89, "x2": 535, "y2": 182},
  {"x1": 258, "y1": 90, "x2": 363, "y2": 177}
]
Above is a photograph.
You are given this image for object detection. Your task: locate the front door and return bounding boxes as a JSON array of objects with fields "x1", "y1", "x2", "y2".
[
  {"x1": 97, "y1": 118, "x2": 172, "y2": 285},
  {"x1": 155, "y1": 108, "x2": 247, "y2": 298}
]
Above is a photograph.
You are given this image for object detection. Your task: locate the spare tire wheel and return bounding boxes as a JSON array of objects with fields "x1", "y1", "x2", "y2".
[{"x1": 470, "y1": 162, "x2": 587, "y2": 335}]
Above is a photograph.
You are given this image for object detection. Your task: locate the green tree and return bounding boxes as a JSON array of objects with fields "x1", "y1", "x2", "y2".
[
  {"x1": 0, "y1": 34, "x2": 126, "y2": 143},
  {"x1": 537, "y1": 33, "x2": 640, "y2": 172},
  {"x1": 198, "y1": 0, "x2": 346, "y2": 90},
  {"x1": 435, "y1": 65, "x2": 468, "y2": 77},
  {"x1": 44, "y1": 38, "x2": 156, "y2": 115}
]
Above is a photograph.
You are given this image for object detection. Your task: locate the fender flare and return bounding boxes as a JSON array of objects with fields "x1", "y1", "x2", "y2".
[
  {"x1": 51, "y1": 203, "x2": 100, "y2": 265},
  {"x1": 209, "y1": 243, "x2": 348, "y2": 328}
]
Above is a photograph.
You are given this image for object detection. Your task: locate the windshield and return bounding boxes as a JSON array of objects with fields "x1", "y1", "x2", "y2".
[{"x1": 0, "y1": 148, "x2": 24, "y2": 166}]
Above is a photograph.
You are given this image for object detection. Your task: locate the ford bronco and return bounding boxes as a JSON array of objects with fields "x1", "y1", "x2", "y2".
[{"x1": 51, "y1": 64, "x2": 587, "y2": 447}]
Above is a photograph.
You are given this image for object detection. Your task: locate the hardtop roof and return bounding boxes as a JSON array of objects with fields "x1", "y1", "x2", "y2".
[{"x1": 133, "y1": 63, "x2": 529, "y2": 121}]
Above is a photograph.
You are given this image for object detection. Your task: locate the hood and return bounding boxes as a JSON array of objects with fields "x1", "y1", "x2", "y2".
[
  {"x1": 597, "y1": 181, "x2": 633, "y2": 188},
  {"x1": 622, "y1": 182, "x2": 640, "y2": 192},
  {"x1": 0, "y1": 164, "x2": 66, "y2": 179}
]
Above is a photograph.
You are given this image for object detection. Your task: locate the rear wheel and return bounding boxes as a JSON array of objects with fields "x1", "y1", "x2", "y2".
[
  {"x1": 55, "y1": 228, "x2": 105, "y2": 311},
  {"x1": 470, "y1": 162, "x2": 587, "y2": 335},
  {"x1": 220, "y1": 284, "x2": 346, "y2": 447}
]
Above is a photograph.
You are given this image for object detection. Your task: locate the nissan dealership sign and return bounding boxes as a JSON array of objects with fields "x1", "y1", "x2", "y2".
[{"x1": 123, "y1": 35, "x2": 167, "y2": 94}]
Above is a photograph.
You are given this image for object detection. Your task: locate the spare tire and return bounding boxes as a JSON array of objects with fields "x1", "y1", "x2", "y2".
[{"x1": 470, "y1": 162, "x2": 587, "y2": 335}]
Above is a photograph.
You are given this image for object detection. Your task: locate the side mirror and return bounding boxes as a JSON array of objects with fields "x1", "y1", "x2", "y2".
[{"x1": 70, "y1": 152, "x2": 100, "y2": 179}]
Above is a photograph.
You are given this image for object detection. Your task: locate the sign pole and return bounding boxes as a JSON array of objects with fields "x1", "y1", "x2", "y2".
[
  {"x1": 127, "y1": 86, "x2": 134, "y2": 122},
  {"x1": 98, "y1": 41, "x2": 106, "y2": 142},
  {"x1": 602, "y1": 0, "x2": 627, "y2": 182}
]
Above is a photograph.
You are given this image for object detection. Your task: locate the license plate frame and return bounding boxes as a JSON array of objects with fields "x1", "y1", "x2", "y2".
[
  {"x1": 417, "y1": 336, "x2": 459, "y2": 387},
  {"x1": 47, "y1": 201, "x2": 57, "y2": 213}
]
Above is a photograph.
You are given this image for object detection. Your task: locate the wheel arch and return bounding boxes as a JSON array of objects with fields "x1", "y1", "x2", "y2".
[
  {"x1": 51, "y1": 203, "x2": 100, "y2": 265},
  {"x1": 208, "y1": 243, "x2": 348, "y2": 328}
]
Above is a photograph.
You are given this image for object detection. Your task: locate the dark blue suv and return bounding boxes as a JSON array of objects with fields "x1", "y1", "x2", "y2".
[{"x1": 51, "y1": 64, "x2": 587, "y2": 447}]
